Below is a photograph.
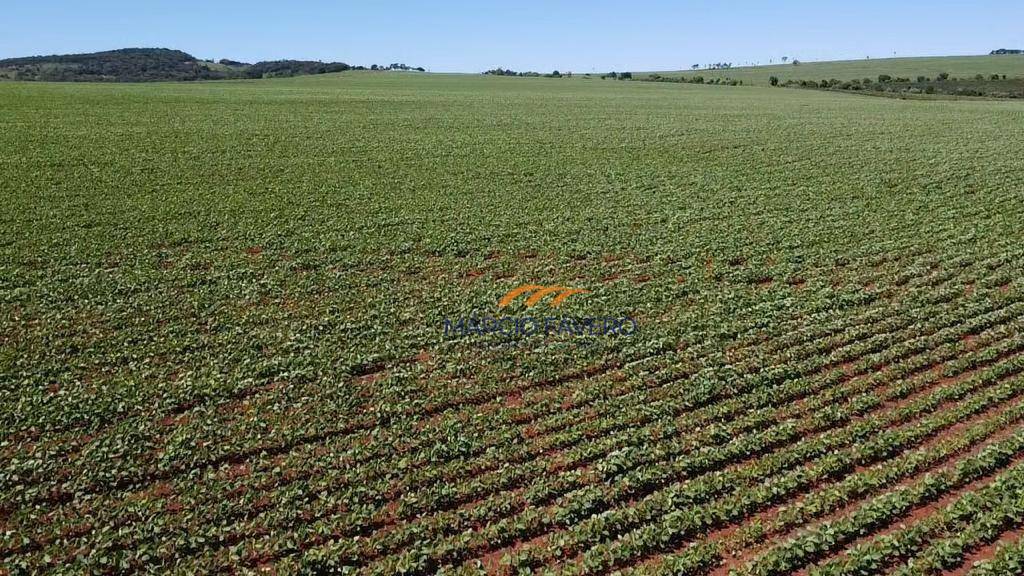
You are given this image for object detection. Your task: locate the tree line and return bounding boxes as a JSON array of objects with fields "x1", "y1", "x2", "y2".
[{"x1": 0, "y1": 48, "x2": 423, "y2": 82}]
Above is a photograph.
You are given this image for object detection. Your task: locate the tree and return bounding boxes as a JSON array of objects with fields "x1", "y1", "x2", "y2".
[
  {"x1": 781, "y1": 56, "x2": 789, "y2": 63},
  {"x1": 691, "y1": 64, "x2": 699, "y2": 70},
  {"x1": 792, "y1": 60, "x2": 801, "y2": 66}
]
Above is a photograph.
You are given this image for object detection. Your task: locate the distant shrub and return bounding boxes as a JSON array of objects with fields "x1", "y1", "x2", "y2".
[
  {"x1": 975, "y1": 74, "x2": 985, "y2": 80},
  {"x1": 937, "y1": 72, "x2": 949, "y2": 81},
  {"x1": 917, "y1": 76, "x2": 927, "y2": 82},
  {"x1": 483, "y1": 68, "x2": 520, "y2": 76},
  {"x1": 619, "y1": 72, "x2": 632, "y2": 80},
  {"x1": 878, "y1": 74, "x2": 892, "y2": 83},
  {"x1": 990, "y1": 74, "x2": 1000, "y2": 80},
  {"x1": 925, "y1": 85, "x2": 936, "y2": 94},
  {"x1": 769, "y1": 76, "x2": 779, "y2": 86},
  {"x1": 693, "y1": 76, "x2": 704, "y2": 84},
  {"x1": 246, "y1": 60, "x2": 353, "y2": 79}
]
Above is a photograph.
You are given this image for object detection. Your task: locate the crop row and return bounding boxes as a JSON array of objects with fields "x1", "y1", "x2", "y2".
[
  {"x1": 4, "y1": 270, "x2": 1019, "y2": 569},
  {"x1": 737, "y1": 427, "x2": 1024, "y2": 575},
  {"x1": 621, "y1": 393, "x2": 1024, "y2": 576}
]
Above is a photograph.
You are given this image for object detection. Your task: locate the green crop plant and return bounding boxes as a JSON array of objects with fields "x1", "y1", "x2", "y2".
[{"x1": 2, "y1": 69, "x2": 1023, "y2": 574}]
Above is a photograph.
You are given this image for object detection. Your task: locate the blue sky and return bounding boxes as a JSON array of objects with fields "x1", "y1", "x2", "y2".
[{"x1": 3, "y1": 1, "x2": 1021, "y2": 72}]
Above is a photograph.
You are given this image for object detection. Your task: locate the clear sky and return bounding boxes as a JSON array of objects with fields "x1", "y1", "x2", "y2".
[{"x1": 3, "y1": 1, "x2": 1021, "y2": 72}]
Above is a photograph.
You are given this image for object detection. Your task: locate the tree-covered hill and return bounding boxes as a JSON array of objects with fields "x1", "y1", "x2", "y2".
[{"x1": 0, "y1": 48, "x2": 408, "y2": 82}]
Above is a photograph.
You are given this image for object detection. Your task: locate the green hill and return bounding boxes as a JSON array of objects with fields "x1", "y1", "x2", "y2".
[
  {"x1": 0, "y1": 48, "x2": 364, "y2": 82},
  {"x1": 0, "y1": 48, "x2": 213, "y2": 81},
  {"x1": 647, "y1": 55, "x2": 1024, "y2": 85}
]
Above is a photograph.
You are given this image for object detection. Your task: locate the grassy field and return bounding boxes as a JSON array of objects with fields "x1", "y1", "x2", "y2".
[
  {"x1": 647, "y1": 54, "x2": 1024, "y2": 84},
  {"x1": 3, "y1": 72, "x2": 1024, "y2": 574}
]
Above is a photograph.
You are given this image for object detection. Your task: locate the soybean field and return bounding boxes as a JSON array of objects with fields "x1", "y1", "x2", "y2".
[
  {"x1": 651, "y1": 54, "x2": 1024, "y2": 85},
  {"x1": 2, "y1": 71, "x2": 1024, "y2": 575}
]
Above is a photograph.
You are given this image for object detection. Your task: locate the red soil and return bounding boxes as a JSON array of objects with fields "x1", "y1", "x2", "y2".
[
  {"x1": 946, "y1": 527, "x2": 1024, "y2": 576},
  {"x1": 503, "y1": 392, "x2": 524, "y2": 409},
  {"x1": 415, "y1": 349, "x2": 432, "y2": 365},
  {"x1": 707, "y1": 393, "x2": 1024, "y2": 576},
  {"x1": 794, "y1": 452, "x2": 1024, "y2": 576},
  {"x1": 479, "y1": 532, "x2": 551, "y2": 576}
]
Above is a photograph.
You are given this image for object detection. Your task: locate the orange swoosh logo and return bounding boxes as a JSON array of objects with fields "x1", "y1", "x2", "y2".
[{"x1": 499, "y1": 284, "x2": 590, "y2": 309}]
